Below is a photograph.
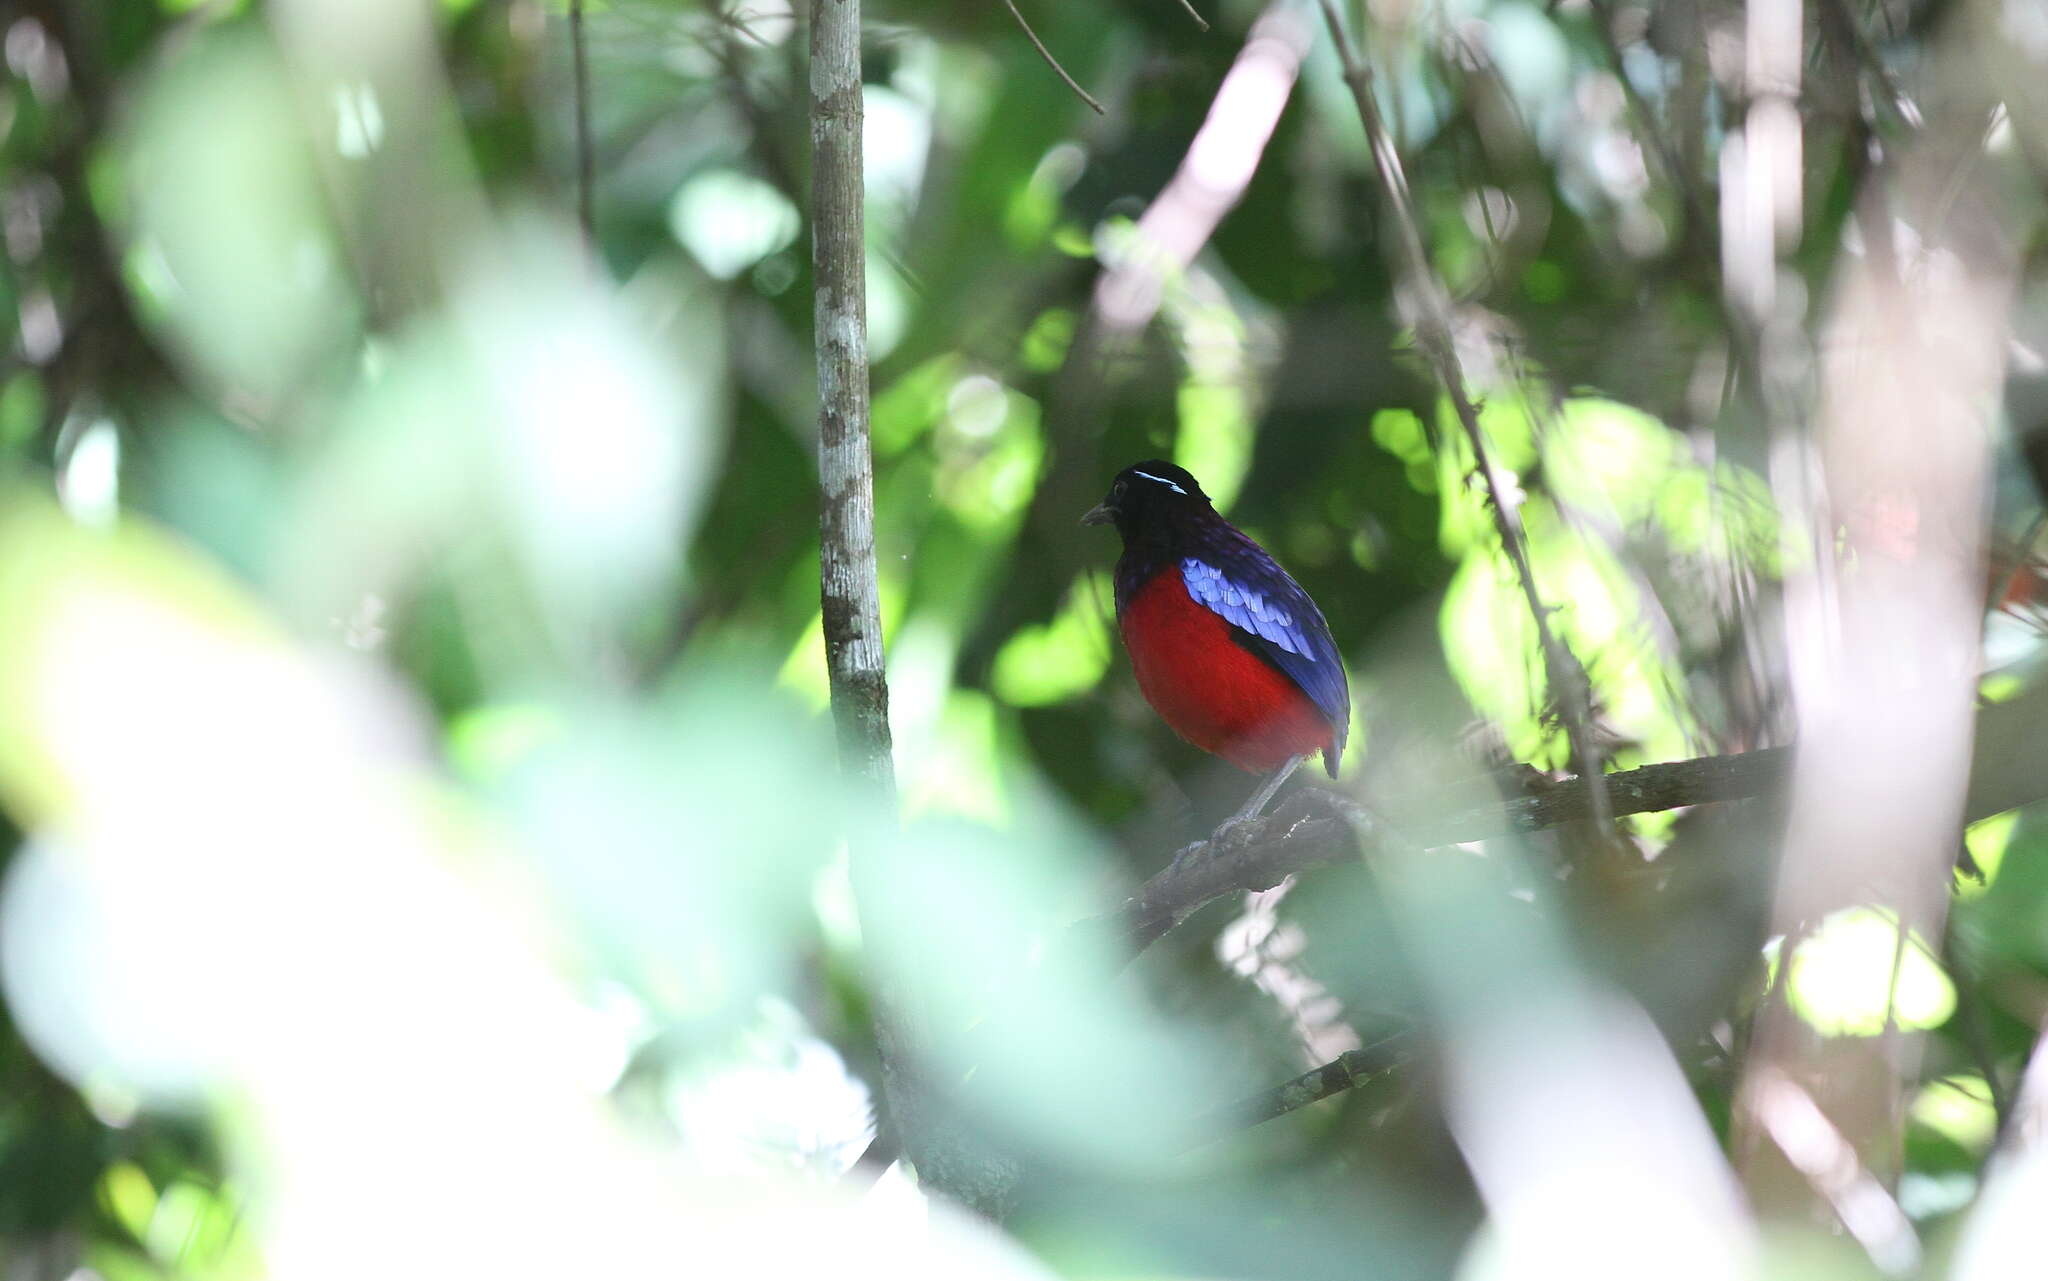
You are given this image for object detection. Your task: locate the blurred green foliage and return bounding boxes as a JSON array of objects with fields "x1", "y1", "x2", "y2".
[{"x1": 2, "y1": 0, "x2": 2047, "y2": 1278}]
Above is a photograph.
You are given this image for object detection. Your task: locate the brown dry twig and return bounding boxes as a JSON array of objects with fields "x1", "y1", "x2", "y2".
[{"x1": 1001, "y1": 0, "x2": 1105, "y2": 115}]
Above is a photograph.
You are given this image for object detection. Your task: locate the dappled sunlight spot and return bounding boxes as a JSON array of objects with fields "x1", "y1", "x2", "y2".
[
  {"x1": 861, "y1": 819, "x2": 1231, "y2": 1170},
  {"x1": 118, "y1": 27, "x2": 356, "y2": 413},
  {"x1": 1423, "y1": 393, "x2": 1541, "y2": 560},
  {"x1": 1017, "y1": 307, "x2": 1076, "y2": 372},
  {"x1": 668, "y1": 169, "x2": 801, "y2": 280},
  {"x1": 1960, "y1": 810, "x2": 2018, "y2": 896},
  {"x1": 1442, "y1": 547, "x2": 1552, "y2": 766},
  {"x1": 1787, "y1": 908, "x2": 1955, "y2": 1037},
  {"x1": 920, "y1": 691, "x2": 1008, "y2": 824},
  {"x1": 503, "y1": 681, "x2": 841, "y2": 1027},
  {"x1": 894, "y1": 622, "x2": 1008, "y2": 822},
  {"x1": 1443, "y1": 511, "x2": 1703, "y2": 768},
  {"x1": 99, "y1": 1160, "x2": 157, "y2": 1244},
  {"x1": 1625, "y1": 805, "x2": 1679, "y2": 850},
  {"x1": 868, "y1": 255, "x2": 912, "y2": 360},
  {"x1": 873, "y1": 354, "x2": 962, "y2": 454},
  {"x1": 779, "y1": 612, "x2": 833, "y2": 711},
  {"x1": 0, "y1": 493, "x2": 951, "y2": 1273},
  {"x1": 446, "y1": 700, "x2": 561, "y2": 782},
  {"x1": 782, "y1": 574, "x2": 907, "y2": 713},
  {"x1": 144, "y1": 1175, "x2": 245, "y2": 1272},
  {"x1": 1475, "y1": 4, "x2": 1574, "y2": 145},
  {"x1": 1978, "y1": 669, "x2": 2028, "y2": 703},
  {"x1": 1372, "y1": 406, "x2": 1430, "y2": 465},
  {"x1": 458, "y1": 225, "x2": 713, "y2": 643},
  {"x1": 863, "y1": 86, "x2": 932, "y2": 222},
  {"x1": 992, "y1": 572, "x2": 1113, "y2": 708},
  {"x1": 1169, "y1": 320, "x2": 1259, "y2": 512},
  {"x1": 56, "y1": 417, "x2": 119, "y2": 528},
  {"x1": 573, "y1": 980, "x2": 655, "y2": 1095},
  {"x1": 94, "y1": 1158, "x2": 255, "y2": 1276},
  {"x1": 1898, "y1": 1170, "x2": 1978, "y2": 1221},
  {"x1": 946, "y1": 374, "x2": 1009, "y2": 440},
  {"x1": 812, "y1": 846, "x2": 862, "y2": 955},
  {"x1": 934, "y1": 379, "x2": 1042, "y2": 537},
  {"x1": 1446, "y1": 388, "x2": 1541, "y2": 475},
  {"x1": 331, "y1": 80, "x2": 383, "y2": 157},
  {"x1": 664, "y1": 998, "x2": 874, "y2": 1179},
  {"x1": 1534, "y1": 524, "x2": 1698, "y2": 765},
  {"x1": 1654, "y1": 463, "x2": 1782, "y2": 570},
  {"x1": 1910, "y1": 1075, "x2": 1998, "y2": 1154},
  {"x1": 1005, "y1": 142, "x2": 1086, "y2": 249},
  {"x1": 1425, "y1": 387, "x2": 1770, "y2": 769},
  {"x1": 1548, "y1": 397, "x2": 1684, "y2": 524}
]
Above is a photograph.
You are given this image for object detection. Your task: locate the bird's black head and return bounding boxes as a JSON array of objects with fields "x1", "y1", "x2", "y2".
[{"x1": 1081, "y1": 460, "x2": 1213, "y2": 546}]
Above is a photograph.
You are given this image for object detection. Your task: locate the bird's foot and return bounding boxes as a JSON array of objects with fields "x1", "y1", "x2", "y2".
[
  {"x1": 1209, "y1": 811, "x2": 1260, "y2": 848},
  {"x1": 1223, "y1": 755, "x2": 1307, "y2": 830}
]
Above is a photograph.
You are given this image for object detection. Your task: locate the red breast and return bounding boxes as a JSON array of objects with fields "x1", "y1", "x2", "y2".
[{"x1": 1120, "y1": 566, "x2": 1335, "y2": 774}]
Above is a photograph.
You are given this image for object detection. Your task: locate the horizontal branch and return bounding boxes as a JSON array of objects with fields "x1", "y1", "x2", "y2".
[{"x1": 1091, "y1": 683, "x2": 2048, "y2": 955}]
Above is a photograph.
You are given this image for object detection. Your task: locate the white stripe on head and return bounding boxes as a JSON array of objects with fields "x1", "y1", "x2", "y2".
[{"x1": 1130, "y1": 469, "x2": 1188, "y2": 495}]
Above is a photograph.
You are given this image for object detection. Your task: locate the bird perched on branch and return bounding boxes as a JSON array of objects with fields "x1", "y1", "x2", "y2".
[{"x1": 1083, "y1": 461, "x2": 1349, "y2": 824}]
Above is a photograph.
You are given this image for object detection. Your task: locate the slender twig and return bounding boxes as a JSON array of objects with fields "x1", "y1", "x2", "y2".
[
  {"x1": 1170, "y1": 0, "x2": 1211, "y2": 32},
  {"x1": 1001, "y1": 0, "x2": 1105, "y2": 115},
  {"x1": 1194, "y1": 1034, "x2": 1409, "y2": 1135},
  {"x1": 569, "y1": 0, "x2": 596, "y2": 252},
  {"x1": 1316, "y1": 0, "x2": 1611, "y2": 827}
]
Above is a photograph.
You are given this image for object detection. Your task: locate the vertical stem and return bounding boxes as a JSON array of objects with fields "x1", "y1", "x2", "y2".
[
  {"x1": 569, "y1": 0, "x2": 596, "y2": 252},
  {"x1": 809, "y1": 2, "x2": 1019, "y2": 1216},
  {"x1": 809, "y1": 0, "x2": 894, "y2": 799}
]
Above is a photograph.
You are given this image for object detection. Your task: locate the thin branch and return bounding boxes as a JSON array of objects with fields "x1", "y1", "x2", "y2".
[
  {"x1": 1001, "y1": 0, "x2": 1105, "y2": 116},
  {"x1": 1099, "y1": 748, "x2": 1785, "y2": 954},
  {"x1": 1195, "y1": 1034, "x2": 1409, "y2": 1135},
  {"x1": 1316, "y1": 0, "x2": 1612, "y2": 827},
  {"x1": 1170, "y1": 0, "x2": 1211, "y2": 33},
  {"x1": 569, "y1": 0, "x2": 596, "y2": 251}
]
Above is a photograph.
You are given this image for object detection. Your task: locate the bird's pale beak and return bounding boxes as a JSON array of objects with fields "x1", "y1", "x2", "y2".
[{"x1": 1080, "y1": 502, "x2": 1115, "y2": 527}]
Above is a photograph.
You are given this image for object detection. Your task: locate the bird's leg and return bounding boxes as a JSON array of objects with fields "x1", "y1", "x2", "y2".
[{"x1": 1220, "y1": 754, "x2": 1306, "y2": 834}]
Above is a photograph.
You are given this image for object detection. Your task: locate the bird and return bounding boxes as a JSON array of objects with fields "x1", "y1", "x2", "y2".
[{"x1": 1082, "y1": 460, "x2": 1349, "y2": 825}]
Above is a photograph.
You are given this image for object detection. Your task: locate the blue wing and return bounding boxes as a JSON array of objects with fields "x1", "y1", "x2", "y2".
[{"x1": 1179, "y1": 551, "x2": 1350, "y2": 773}]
